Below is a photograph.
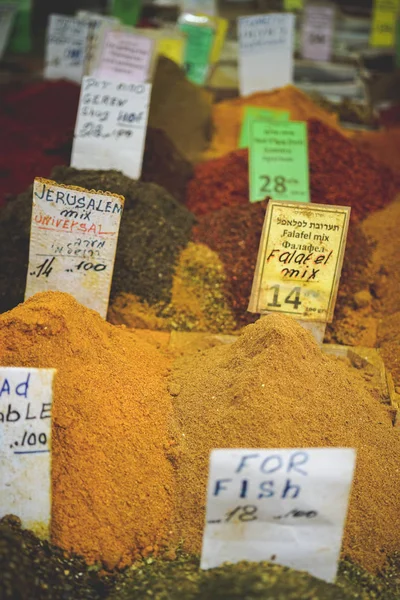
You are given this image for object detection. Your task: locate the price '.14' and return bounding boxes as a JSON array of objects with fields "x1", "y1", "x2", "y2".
[{"x1": 268, "y1": 285, "x2": 301, "y2": 310}]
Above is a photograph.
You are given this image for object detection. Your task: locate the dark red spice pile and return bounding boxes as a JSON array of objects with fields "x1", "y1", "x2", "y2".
[
  {"x1": 186, "y1": 149, "x2": 248, "y2": 216},
  {"x1": 193, "y1": 201, "x2": 267, "y2": 326},
  {"x1": 185, "y1": 118, "x2": 399, "y2": 221},
  {"x1": 0, "y1": 81, "x2": 80, "y2": 205}
]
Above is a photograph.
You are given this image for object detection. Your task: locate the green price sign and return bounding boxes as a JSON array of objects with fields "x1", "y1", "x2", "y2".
[
  {"x1": 239, "y1": 106, "x2": 290, "y2": 148},
  {"x1": 249, "y1": 120, "x2": 310, "y2": 204}
]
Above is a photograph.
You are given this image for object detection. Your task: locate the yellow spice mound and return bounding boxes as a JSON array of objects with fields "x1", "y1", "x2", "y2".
[
  {"x1": 171, "y1": 313, "x2": 400, "y2": 573},
  {"x1": 206, "y1": 84, "x2": 339, "y2": 159},
  {"x1": 0, "y1": 292, "x2": 176, "y2": 569}
]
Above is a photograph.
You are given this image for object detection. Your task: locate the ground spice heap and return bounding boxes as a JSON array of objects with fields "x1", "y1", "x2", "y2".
[
  {"x1": 0, "y1": 80, "x2": 80, "y2": 204},
  {"x1": 142, "y1": 127, "x2": 194, "y2": 203},
  {"x1": 192, "y1": 201, "x2": 266, "y2": 326},
  {"x1": 171, "y1": 314, "x2": 400, "y2": 573},
  {"x1": 352, "y1": 128, "x2": 400, "y2": 175},
  {"x1": 0, "y1": 292, "x2": 176, "y2": 569},
  {"x1": 149, "y1": 56, "x2": 213, "y2": 162},
  {"x1": 186, "y1": 120, "x2": 399, "y2": 222},
  {"x1": 109, "y1": 243, "x2": 236, "y2": 333},
  {"x1": 207, "y1": 85, "x2": 339, "y2": 158},
  {"x1": 0, "y1": 167, "x2": 195, "y2": 315}
]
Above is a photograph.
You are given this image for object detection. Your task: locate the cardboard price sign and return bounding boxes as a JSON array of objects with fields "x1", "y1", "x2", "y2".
[
  {"x1": 25, "y1": 178, "x2": 124, "y2": 319},
  {"x1": 94, "y1": 29, "x2": 154, "y2": 83},
  {"x1": 301, "y1": 4, "x2": 335, "y2": 62},
  {"x1": 201, "y1": 448, "x2": 356, "y2": 583},
  {"x1": 44, "y1": 14, "x2": 89, "y2": 84},
  {"x1": 0, "y1": 367, "x2": 56, "y2": 536},
  {"x1": 249, "y1": 120, "x2": 310, "y2": 204},
  {"x1": 248, "y1": 201, "x2": 350, "y2": 322}
]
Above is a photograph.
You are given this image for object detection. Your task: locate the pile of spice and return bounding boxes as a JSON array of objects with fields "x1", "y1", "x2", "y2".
[
  {"x1": 193, "y1": 201, "x2": 266, "y2": 326},
  {"x1": 0, "y1": 292, "x2": 177, "y2": 569},
  {"x1": 186, "y1": 119, "x2": 399, "y2": 222},
  {"x1": 171, "y1": 314, "x2": 400, "y2": 573},
  {"x1": 0, "y1": 167, "x2": 195, "y2": 315},
  {"x1": 142, "y1": 127, "x2": 194, "y2": 203},
  {"x1": 352, "y1": 128, "x2": 400, "y2": 175},
  {"x1": 0, "y1": 515, "x2": 111, "y2": 600},
  {"x1": 149, "y1": 56, "x2": 213, "y2": 162},
  {"x1": 110, "y1": 552, "x2": 400, "y2": 600},
  {"x1": 328, "y1": 197, "x2": 400, "y2": 393},
  {"x1": 0, "y1": 80, "x2": 80, "y2": 203},
  {"x1": 109, "y1": 243, "x2": 237, "y2": 333},
  {"x1": 207, "y1": 85, "x2": 340, "y2": 158}
]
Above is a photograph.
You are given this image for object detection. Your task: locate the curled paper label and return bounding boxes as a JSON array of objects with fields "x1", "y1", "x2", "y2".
[
  {"x1": 0, "y1": 367, "x2": 56, "y2": 538},
  {"x1": 25, "y1": 178, "x2": 124, "y2": 319},
  {"x1": 201, "y1": 448, "x2": 356, "y2": 583}
]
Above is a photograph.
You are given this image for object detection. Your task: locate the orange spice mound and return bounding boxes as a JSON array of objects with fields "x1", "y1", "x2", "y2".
[
  {"x1": 352, "y1": 128, "x2": 400, "y2": 175},
  {"x1": 0, "y1": 292, "x2": 176, "y2": 569},
  {"x1": 171, "y1": 314, "x2": 400, "y2": 573},
  {"x1": 207, "y1": 85, "x2": 340, "y2": 159}
]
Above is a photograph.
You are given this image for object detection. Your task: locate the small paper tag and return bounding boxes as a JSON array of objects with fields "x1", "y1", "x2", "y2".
[
  {"x1": 71, "y1": 76, "x2": 151, "y2": 179},
  {"x1": 25, "y1": 178, "x2": 124, "y2": 318},
  {"x1": 238, "y1": 13, "x2": 295, "y2": 96},
  {"x1": 249, "y1": 121, "x2": 310, "y2": 203},
  {"x1": 248, "y1": 201, "x2": 350, "y2": 322},
  {"x1": 0, "y1": 367, "x2": 56, "y2": 537},
  {"x1": 239, "y1": 107, "x2": 290, "y2": 149},
  {"x1": 370, "y1": 0, "x2": 398, "y2": 47},
  {"x1": 94, "y1": 30, "x2": 154, "y2": 83},
  {"x1": 201, "y1": 448, "x2": 356, "y2": 583},
  {"x1": 0, "y1": 3, "x2": 17, "y2": 59},
  {"x1": 44, "y1": 14, "x2": 89, "y2": 84},
  {"x1": 76, "y1": 11, "x2": 119, "y2": 75},
  {"x1": 301, "y1": 4, "x2": 335, "y2": 62}
]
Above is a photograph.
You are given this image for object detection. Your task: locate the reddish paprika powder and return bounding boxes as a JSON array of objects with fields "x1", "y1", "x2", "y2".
[{"x1": 185, "y1": 118, "x2": 399, "y2": 222}]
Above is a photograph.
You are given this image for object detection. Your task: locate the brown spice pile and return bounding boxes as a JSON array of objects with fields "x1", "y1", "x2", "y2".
[
  {"x1": 352, "y1": 128, "x2": 400, "y2": 175},
  {"x1": 171, "y1": 314, "x2": 400, "y2": 573},
  {"x1": 0, "y1": 292, "x2": 176, "y2": 569},
  {"x1": 207, "y1": 85, "x2": 339, "y2": 158}
]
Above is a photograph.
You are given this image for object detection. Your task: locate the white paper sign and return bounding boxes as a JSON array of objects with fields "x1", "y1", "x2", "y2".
[
  {"x1": 238, "y1": 13, "x2": 295, "y2": 96},
  {"x1": 0, "y1": 367, "x2": 55, "y2": 536},
  {"x1": 94, "y1": 30, "x2": 154, "y2": 83},
  {"x1": 301, "y1": 4, "x2": 335, "y2": 62},
  {"x1": 201, "y1": 448, "x2": 356, "y2": 583},
  {"x1": 44, "y1": 14, "x2": 89, "y2": 84},
  {"x1": 76, "y1": 11, "x2": 119, "y2": 75},
  {"x1": 25, "y1": 178, "x2": 124, "y2": 318},
  {"x1": 71, "y1": 76, "x2": 151, "y2": 179},
  {"x1": 0, "y1": 3, "x2": 17, "y2": 59}
]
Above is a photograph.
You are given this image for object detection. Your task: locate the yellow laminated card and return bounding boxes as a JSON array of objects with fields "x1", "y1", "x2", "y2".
[
  {"x1": 158, "y1": 38, "x2": 184, "y2": 65},
  {"x1": 370, "y1": 0, "x2": 399, "y2": 47},
  {"x1": 248, "y1": 201, "x2": 350, "y2": 322}
]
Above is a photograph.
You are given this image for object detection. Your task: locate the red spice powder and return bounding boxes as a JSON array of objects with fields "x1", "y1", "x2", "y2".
[
  {"x1": 192, "y1": 201, "x2": 267, "y2": 326},
  {"x1": 0, "y1": 81, "x2": 80, "y2": 205},
  {"x1": 186, "y1": 149, "x2": 249, "y2": 216},
  {"x1": 186, "y1": 118, "x2": 399, "y2": 221}
]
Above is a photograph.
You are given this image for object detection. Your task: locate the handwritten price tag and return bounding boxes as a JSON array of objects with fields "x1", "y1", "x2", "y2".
[
  {"x1": 0, "y1": 367, "x2": 56, "y2": 536},
  {"x1": 71, "y1": 76, "x2": 151, "y2": 179},
  {"x1": 44, "y1": 14, "x2": 89, "y2": 83},
  {"x1": 370, "y1": 0, "x2": 398, "y2": 47},
  {"x1": 249, "y1": 120, "x2": 310, "y2": 204},
  {"x1": 94, "y1": 30, "x2": 154, "y2": 83},
  {"x1": 201, "y1": 448, "x2": 356, "y2": 583},
  {"x1": 301, "y1": 4, "x2": 335, "y2": 62},
  {"x1": 25, "y1": 178, "x2": 124, "y2": 318},
  {"x1": 238, "y1": 13, "x2": 295, "y2": 96},
  {"x1": 248, "y1": 201, "x2": 350, "y2": 322}
]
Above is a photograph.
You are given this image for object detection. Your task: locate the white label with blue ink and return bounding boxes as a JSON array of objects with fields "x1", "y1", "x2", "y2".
[
  {"x1": 201, "y1": 448, "x2": 356, "y2": 582},
  {"x1": 0, "y1": 367, "x2": 56, "y2": 537}
]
